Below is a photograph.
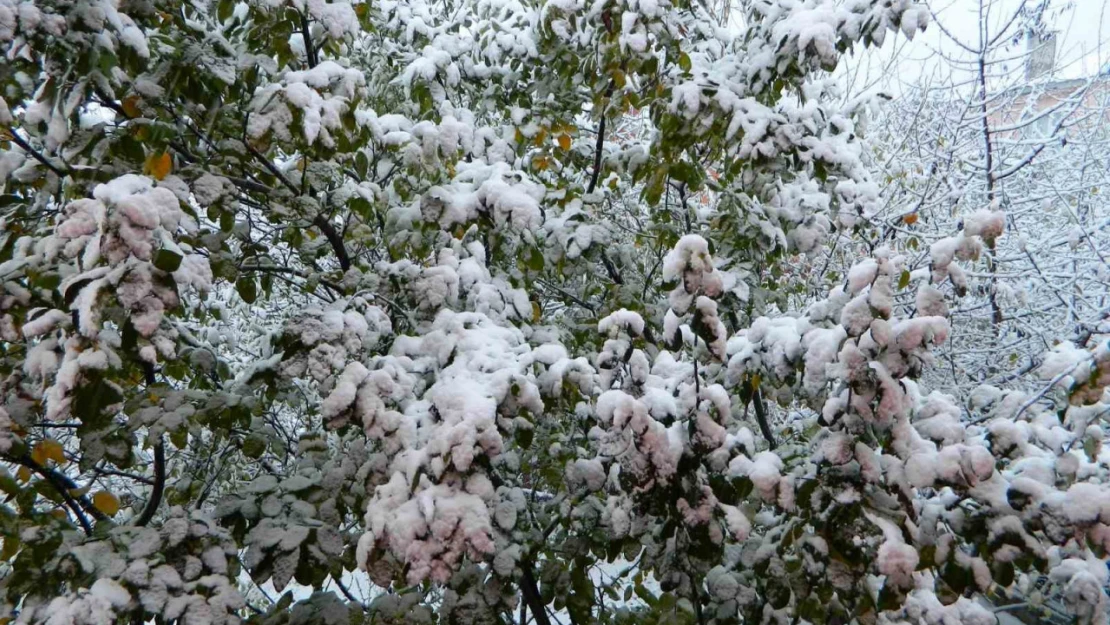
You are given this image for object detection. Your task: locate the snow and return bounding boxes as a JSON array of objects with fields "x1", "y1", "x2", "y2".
[
  {"x1": 566, "y1": 458, "x2": 606, "y2": 491},
  {"x1": 307, "y1": 0, "x2": 360, "y2": 40},
  {"x1": 729, "y1": 451, "x2": 783, "y2": 501},
  {"x1": 598, "y1": 308, "x2": 645, "y2": 337},
  {"x1": 846, "y1": 258, "x2": 877, "y2": 294},
  {"x1": 915, "y1": 284, "x2": 947, "y2": 317},
  {"x1": 1063, "y1": 482, "x2": 1110, "y2": 525},
  {"x1": 22, "y1": 309, "x2": 69, "y2": 338},
  {"x1": 89, "y1": 579, "x2": 131, "y2": 608},
  {"x1": 671, "y1": 82, "x2": 702, "y2": 119},
  {"x1": 876, "y1": 540, "x2": 918, "y2": 587},
  {"x1": 962, "y1": 209, "x2": 1005, "y2": 241},
  {"x1": 664, "y1": 234, "x2": 716, "y2": 284}
]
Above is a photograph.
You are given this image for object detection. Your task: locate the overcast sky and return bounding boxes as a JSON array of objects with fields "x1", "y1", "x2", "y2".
[{"x1": 838, "y1": 0, "x2": 1110, "y2": 97}]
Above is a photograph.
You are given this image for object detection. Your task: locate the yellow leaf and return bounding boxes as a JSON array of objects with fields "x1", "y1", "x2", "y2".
[
  {"x1": 122, "y1": 95, "x2": 142, "y2": 118},
  {"x1": 144, "y1": 152, "x2": 172, "y2": 180},
  {"x1": 557, "y1": 134, "x2": 571, "y2": 151},
  {"x1": 531, "y1": 301, "x2": 541, "y2": 323},
  {"x1": 92, "y1": 491, "x2": 121, "y2": 516},
  {"x1": 31, "y1": 439, "x2": 65, "y2": 466},
  {"x1": 16, "y1": 467, "x2": 30, "y2": 483},
  {"x1": 533, "y1": 127, "x2": 548, "y2": 147},
  {"x1": 0, "y1": 537, "x2": 18, "y2": 561}
]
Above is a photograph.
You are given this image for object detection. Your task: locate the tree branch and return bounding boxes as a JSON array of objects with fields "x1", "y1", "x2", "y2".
[
  {"x1": 243, "y1": 141, "x2": 351, "y2": 271},
  {"x1": 599, "y1": 249, "x2": 623, "y2": 285},
  {"x1": 300, "y1": 10, "x2": 319, "y2": 69},
  {"x1": 332, "y1": 575, "x2": 364, "y2": 607},
  {"x1": 3, "y1": 452, "x2": 107, "y2": 533},
  {"x1": 587, "y1": 115, "x2": 606, "y2": 194},
  {"x1": 6, "y1": 131, "x2": 67, "y2": 177},
  {"x1": 519, "y1": 560, "x2": 553, "y2": 625},
  {"x1": 312, "y1": 214, "x2": 352, "y2": 271},
  {"x1": 751, "y1": 386, "x2": 776, "y2": 449},
  {"x1": 134, "y1": 436, "x2": 165, "y2": 526}
]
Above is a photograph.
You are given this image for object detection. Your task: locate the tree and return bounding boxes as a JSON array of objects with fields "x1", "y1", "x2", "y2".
[
  {"x1": 840, "y1": 0, "x2": 1110, "y2": 396},
  {"x1": 0, "y1": 1, "x2": 1107, "y2": 625}
]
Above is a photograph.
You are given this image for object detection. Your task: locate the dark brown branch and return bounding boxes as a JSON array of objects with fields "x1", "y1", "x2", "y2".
[
  {"x1": 27, "y1": 462, "x2": 91, "y2": 532},
  {"x1": 312, "y1": 214, "x2": 352, "y2": 271},
  {"x1": 3, "y1": 453, "x2": 106, "y2": 533},
  {"x1": 300, "y1": 11, "x2": 319, "y2": 69},
  {"x1": 599, "y1": 249, "x2": 623, "y2": 285},
  {"x1": 134, "y1": 437, "x2": 165, "y2": 526},
  {"x1": 240, "y1": 263, "x2": 345, "y2": 293},
  {"x1": 92, "y1": 89, "x2": 201, "y2": 165},
  {"x1": 751, "y1": 386, "x2": 776, "y2": 450},
  {"x1": 226, "y1": 175, "x2": 272, "y2": 194},
  {"x1": 95, "y1": 467, "x2": 154, "y2": 486},
  {"x1": 243, "y1": 141, "x2": 351, "y2": 271},
  {"x1": 586, "y1": 115, "x2": 606, "y2": 194},
  {"x1": 536, "y1": 279, "x2": 595, "y2": 312},
  {"x1": 519, "y1": 560, "x2": 553, "y2": 625},
  {"x1": 245, "y1": 141, "x2": 300, "y2": 195},
  {"x1": 6, "y1": 131, "x2": 67, "y2": 177},
  {"x1": 974, "y1": 17, "x2": 1003, "y2": 331},
  {"x1": 332, "y1": 575, "x2": 363, "y2": 607}
]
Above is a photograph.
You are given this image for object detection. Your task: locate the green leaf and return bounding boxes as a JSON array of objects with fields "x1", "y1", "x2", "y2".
[
  {"x1": 992, "y1": 560, "x2": 1015, "y2": 587},
  {"x1": 669, "y1": 161, "x2": 701, "y2": 187},
  {"x1": 170, "y1": 428, "x2": 188, "y2": 450},
  {"x1": 877, "y1": 583, "x2": 903, "y2": 610},
  {"x1": 73, "y1": 377, "x2": 124, "y2": 425},
  {"x1": 898, "y1": 269, "x2": 910, "y2": 290},
  {"x1": 236, "y1": 277, "x2": 258, "y2": 304},
  {"x1": 635, "y1": 582, "x2": 656, "y2": 606},
  {"x1": 154, "y1": 248, "x2": 183, "y2": 272},
  {"x1": 242, "y1": 434, "x2": 266, "y2": 459},
  {"x1": 678, "y1": 52, "x2": 692, "y2": 73},
  {"x1": 525, "y1": 246, "x2": 545, "y2": 271},
  {"x1": 515, "y1": 425, "x2": 534, "y2": 449}
]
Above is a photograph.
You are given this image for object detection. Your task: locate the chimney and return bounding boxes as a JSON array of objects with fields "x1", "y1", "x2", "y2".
[{"x1": 1026, "y1": 31, "x2": 1056, "y2": 81}]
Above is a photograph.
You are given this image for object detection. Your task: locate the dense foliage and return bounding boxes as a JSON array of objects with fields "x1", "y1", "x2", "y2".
[{"x1": 0, "y1": 1, "x2": 1108, "y2": 624}]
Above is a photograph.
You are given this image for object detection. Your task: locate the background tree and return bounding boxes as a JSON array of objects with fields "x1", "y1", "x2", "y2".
[{"x1": 827, "y1": 0, "x2": 1110, "y2": 396}]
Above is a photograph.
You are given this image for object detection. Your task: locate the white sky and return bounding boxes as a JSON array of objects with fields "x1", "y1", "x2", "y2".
[{"x1": 837, "y1": 0, "x2": 1110, "y2": 97}]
